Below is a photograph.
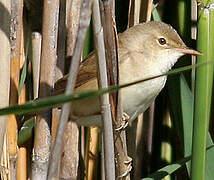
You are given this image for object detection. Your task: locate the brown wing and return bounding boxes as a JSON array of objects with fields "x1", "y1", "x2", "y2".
[
  {"x1": 54, "y1": 33, "x2": 131, "y2": 95},
  {"x1": 54, "y1": 52, "x2": 97, "y2": 95}
]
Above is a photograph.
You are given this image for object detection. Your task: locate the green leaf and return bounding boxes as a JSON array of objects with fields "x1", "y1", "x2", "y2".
[
  {"x1": 142, "y1": 145, "x2": 214, "y2": 180},
  {"x1": 18, "y1": 117, "x2": 35, "y2": 145},
  {"x1": 152, "y1": 5, "x2": 161, "y2": 22},
  {"x1": 18, "y1": 59, "x2": 28, "y2": 96},
  {"x1": 0, "y1": 62, "x2": 210, "y2": 116},
  {"x1": 168, "y1": 74, "x2": 214, "y2": 179}
]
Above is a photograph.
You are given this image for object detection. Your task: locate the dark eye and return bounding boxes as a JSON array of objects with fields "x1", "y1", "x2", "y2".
[{"x1": 158, "y1": 38, "x2": 167, "y2": 45}]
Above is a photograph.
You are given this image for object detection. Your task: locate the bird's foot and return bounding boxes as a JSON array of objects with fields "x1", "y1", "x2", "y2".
[
  {"x1": 117, "y1": 157, "x2": 132, "y2": 179},
  {"x1": 115, "y1": 112, "x2": 129, "y2": 131}
]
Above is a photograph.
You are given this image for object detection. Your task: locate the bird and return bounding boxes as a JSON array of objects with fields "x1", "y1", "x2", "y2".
[{"x1": 54, "y1": 21, "x2": 201, "y2": 127}]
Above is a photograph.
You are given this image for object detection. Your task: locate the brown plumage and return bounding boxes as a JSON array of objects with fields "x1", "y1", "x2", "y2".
[{"x1": 54, "y1": 21, "x2": 201, "y2": 127}]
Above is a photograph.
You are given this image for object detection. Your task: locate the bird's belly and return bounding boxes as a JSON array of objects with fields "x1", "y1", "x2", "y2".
[{"x1": 121, "y1": 76, "x2": 166, "y2": 119}]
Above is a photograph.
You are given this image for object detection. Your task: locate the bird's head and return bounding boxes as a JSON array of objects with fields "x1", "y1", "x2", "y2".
[{"x1": 119, "y1": 21, "x2": 201, "y2": 72}]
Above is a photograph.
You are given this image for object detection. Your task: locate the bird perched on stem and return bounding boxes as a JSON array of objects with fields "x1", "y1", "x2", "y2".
[{"x1": 55, "y1": 21, "x2": 201, "y2": 127}]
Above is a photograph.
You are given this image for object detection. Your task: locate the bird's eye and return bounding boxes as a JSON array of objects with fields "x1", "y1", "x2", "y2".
[{"x1": 158, "y1": 38, "x2": 167, "y2": 45}]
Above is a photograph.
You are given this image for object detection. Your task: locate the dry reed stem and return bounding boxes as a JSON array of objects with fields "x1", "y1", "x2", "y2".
[
  {"x1": 87, "y1": 127, "x2": 99, "y2": 180},
  {"x1": 58, "y1": 0, "x2": 82, "y2": 178},
  {"x1": 16, "y1": 29, "x2": 27, "y2": 180},
  {"x1": 84, "y1": 129, "x2": 90, "y2": 180},
  {"x1": 60, "y1": 122, "x2": 79, "y2": 179},
  {"x1": 17, "y1": 147, "x2": 27, "y2": 180},
  {"x1": 1, "y1": 136, "x2": 10, "y2": 180},
  {"x1": 8, "y1": 0, "x2": 24, "y2": 178},
  {"x1": 32, "y1": 0, "x2": 59, "y2": 179},
  {"x1": 32, "y1": 32, "x2": 42, "y2": 99},
  {"x1": 83, "y1": 1, "x2": 101, "y2": 179},
  {"x1": 93, "y1": 0, "x2": 116, "y2": 179},
  {"x1": 47, "y1": 0, "x2": 93, "y2": 178},
  {"x1": 102, "y1": 0, "x2": 118, "y2": 88},
  {"x1": 66, "y1": 0, "x2": 83, "y2": 57},
  {"x1": 51, "y1": 0, "x2": 66, "y2": 147},
  {"x1": 56, "y1": 0, "x2": 66, "y2": 80},
  {"x1": 102, "y1": 0, "x2": 133, "y2": 179},
  {"x1": 128, "y1": 0, "x2": 141, "y2": 27},
  {"x1": 6, "y1": 115, "x2": 17, "y2": 180},
  {"x1": 137, "y1": 103, "x2": 155, "y2": 178},
  {"x1": 0, "y1": 0, "x2": 11, "y2": 178},
  {"x1": 51, "y1": 0, "x2": 67, "y2": 147},
  {"x1": 127, "y1": 1, "x2": 155, "y2": 179},
  {"x1": 139, "y1": 0, "x2": 153, "y2": 22}
]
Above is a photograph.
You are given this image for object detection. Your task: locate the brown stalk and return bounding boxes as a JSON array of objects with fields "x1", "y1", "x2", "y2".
[
  {"x1": 121, "y1": 0, "x2": 141, "y2": 176},
  {"x1": 0, "y1": 0, "x2": 11, "y2": 177},
  {"x1": 137, "y1": 104, "x2": 155, "y2": 178},
  {"x1": 57, "y1": 0, "x2": 82, "y2": 179},
  {"x1": 16, "y1": 55, "x2": 28, "y2": 180},
  {"x1": 4, "y1": 0, "x2": 22, "y2": 179},
  {"x1": 101, "y1": 0, "x2": 118, "y2": 88},
  {"x1": 137, "y1": 1, "x2": 154, "y2": 179},
  {"x1": 139, "y1": 0, "x2": 153, "y2": 22},
  {"x1": 32, "y1": 32, "x2": 42, "y2": 99},
  {"x1": 47, "y1": 0, "x2": 93, "y2": 179},
  {"x1": 66, "y1": 0, "x2": 82, "y2": 58},
  {"x1": 51, "y1": 0, "x2": 66, "y2": 149},
  {"x1": 55, "y1": 0, "x2": 66, "y2": 81},
  {"x1": 101, "y1": 0, "x2": 133, "y2": 179},
  {"x1": 1, "y1": 137, "x2": 10, "y2": 179},
  {"x1": 31, "y1": 32, "x2": 42, "y2": 179},
  {"x1": 127, "y1": 1, "x2": 154, "y2": 179},
  {"x1": 17, "y1": 147, "x2": 27, "y2": 180},
  {"x1": 92, "y1": 0, "x2": 116, "y2": 179},
  {"x1": 86, "y1": 127, "x2": 99, "y2": 180},
  {"x1": 32, "y1": 0, "x2": 59, "y2": 179},
  {"x1": 60, "y1": 122, "x2": 80, "y2": 179},
  {"x1": 0, "y1": 0, "x2": 11, "y2": 179},
  {"x1": 16, "y1": 21, "x2": 27, "y2": 180},
  {"x1": 128, "y1": 0, "x2": 141, "y2": 27},
  {"x1": 128, "y1": 0, "x2": 153, "y2": 26}
]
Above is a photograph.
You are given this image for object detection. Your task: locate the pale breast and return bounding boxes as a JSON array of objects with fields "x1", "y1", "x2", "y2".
[
  {"x1": 120, "y1": 76, "x2": 166, "y2": 120},
  {"x1": 118, "y1": 50, "x2": 167, "y2": 120}
]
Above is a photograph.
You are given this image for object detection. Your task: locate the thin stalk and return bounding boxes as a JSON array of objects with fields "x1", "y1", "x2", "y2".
[
  {"x1": 8, "y1": 0, "x2": 23, "y2": 176},
  {"x1": 84, "y1": 7, "x2": 95, "y2": 180},
  {"x1": 128, "y1": 0, "x2": 141, "y2": 27},
  {"x1": 47, "y1": 0, "x2": 93, "y2": 179},
  {"x1": 0, "y1": 0, "x2": 11, "y2": 162},
  {"x1": 32, "y1": 0, "x2": 59, "y2": 179},
  {"x1": 86, "y1": 127, "x2": 99, "y2": 180},
  {"x1": 1, "y1": 137, "x2": 10, "y2": 179},
  {"x1": 92, "y1": 0, "x2": 115, "y2": 179},
  {"x1": 17, "y1": 22, "x2": 27, "y2": 180},
  {"x1": 60, "y1": 122, "x2": 79, "y2": 179},
  {"x1": 17, "y1": 148, "x2": 27, "y2": 180},
  {"x1": 102, "y1": 1, "x2": 131, "y2": 179},
  {"x1": 59, "y1": 1, "x2": 82, "y2": 178},
  {"x1": 0, "y1": 61, "x2": 210, "y2": 117},
  {"x1": 56, "y1": 0, "x2": 66, "y2": 80},
  {"x1": 139, "y1": 0, "x2": 153, "y2": 22},
  {"x1": 191, "y1": 2, "x2": 214, "y2": 180},
  {"x1": 102, "y1": 0, "x2": 118, "y2": 89},
  {"x1": 66, "y1": 0, "x2": 83, "y2": 57},
  {"x1": 32, "y1": 32, "x2": 42, "y2": 99}
]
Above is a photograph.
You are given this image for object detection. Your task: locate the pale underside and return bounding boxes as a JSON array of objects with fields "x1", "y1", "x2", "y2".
[
  {"x1": 54, "y1": 22, "x2": 185, "y2": 127},
  {"x1": 55, "y1": 50, "x2": 168, "y2": 127}
]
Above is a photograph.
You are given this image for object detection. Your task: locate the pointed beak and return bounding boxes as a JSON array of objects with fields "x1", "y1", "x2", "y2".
[{"x1": 176, "y1": 47, "x2": 202, "y2": 56}]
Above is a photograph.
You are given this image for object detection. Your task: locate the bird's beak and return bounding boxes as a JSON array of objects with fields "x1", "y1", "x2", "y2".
[{"x1": 176, "y1": 47, "x2": 202, "y2": 56}]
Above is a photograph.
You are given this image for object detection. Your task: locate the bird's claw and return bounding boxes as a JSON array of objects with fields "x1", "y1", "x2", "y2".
[
  {"x1": 115, "y1": 112, "x2": 129, "y2": 131},
  {"x1": 117, "y1": 157, "x2": 132, "y2": 178}
]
